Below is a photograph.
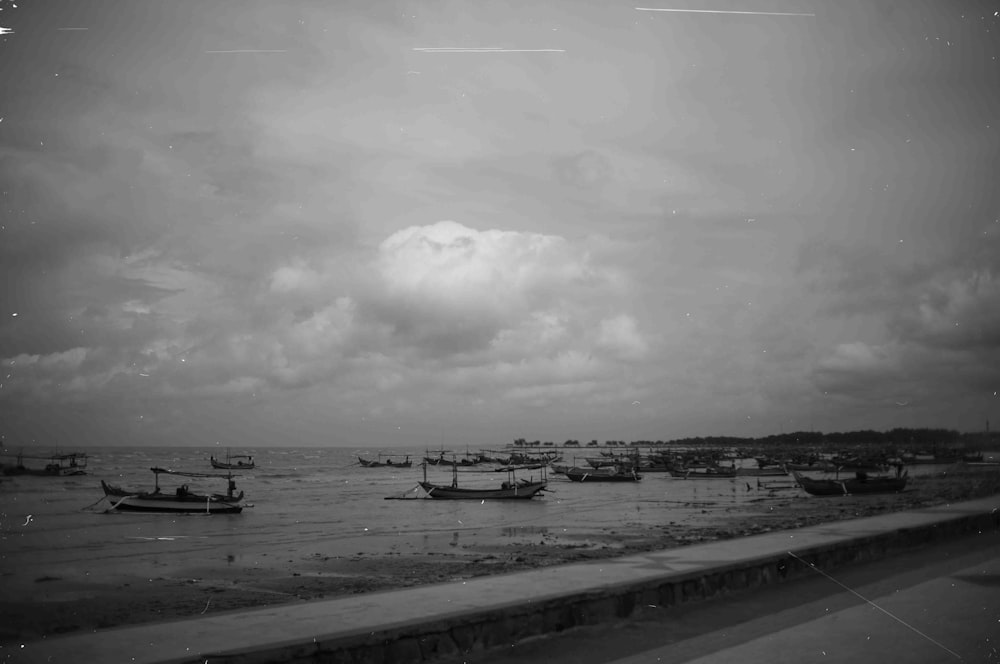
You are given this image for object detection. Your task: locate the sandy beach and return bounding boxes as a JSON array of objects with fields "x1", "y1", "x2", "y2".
[{"x1": 3, "y1": 464, "x2": 999, "y2": 645}]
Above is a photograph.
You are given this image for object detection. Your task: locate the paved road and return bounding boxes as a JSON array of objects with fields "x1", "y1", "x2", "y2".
[{"x1": 458, "y1": 529, "x2": 1000, "y2": 664}]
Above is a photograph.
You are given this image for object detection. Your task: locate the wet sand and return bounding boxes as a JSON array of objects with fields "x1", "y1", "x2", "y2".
[{"x1": 3, "y1": 466, "x2": 999, "y2": 645}]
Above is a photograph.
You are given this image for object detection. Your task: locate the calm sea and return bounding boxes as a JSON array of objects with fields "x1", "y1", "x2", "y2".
[{"x1": 0, "y1": 446, "x2": 980, "y2": 594}]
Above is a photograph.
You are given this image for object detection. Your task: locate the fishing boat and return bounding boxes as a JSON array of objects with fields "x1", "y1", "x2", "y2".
[
  {"x1": 209, "y1": 451, "x2": 255, "y2": 470},
  {"x1": 101, "y1": 467, "x2": 245, "y2": 513},
  {"x1": 358, "y1": 455, "x2": 412, "y2": 468},
  {"x1": 564, "y1": 465, "x2": 641, "y2": 482},
  {"x1": 735, "y1": 466, "x2": 788, "y2": 477},
  {"x1": 1, "y1": 452, "x2": 88, "y2": 476},
  {"x1": 667, "y1": 466, "x2": 738, "y2": 479},
  {"x1": 418, "y1": 462, "x2": 548, "y2": 499},
  {"x1": 791, "y1": 469, "x2": 908, "y2": 496},
  {"x1": 584, "y1": 457, "x2": 621, "y2": 469}
]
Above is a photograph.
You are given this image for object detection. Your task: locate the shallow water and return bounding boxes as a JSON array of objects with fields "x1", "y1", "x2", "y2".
[{"x1": 0, "y1": 446, "x2": 968, "y2": 592}]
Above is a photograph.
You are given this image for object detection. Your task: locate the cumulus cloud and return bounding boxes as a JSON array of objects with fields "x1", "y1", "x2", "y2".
[
  {"x1": 900, "y1": 269, "x2": 1000, "y2": 351},
  {"x1": 370, "y1": 220, "x2": 620, "y2": 354},
  {"x1": 377, "y1": 220, "x2": 592, "y2": 307},
  {"x1": 269, "y1": 260, "x2": 327, "y2": 294},
  {"x1": 2, "y1": 347, "x2": 119, "y2": 401},
  {"x1": 809, "y1": 265, "x2": 1000, "y2": 412},
  {"x1": 3, "y1": 218, "x2": 652, "y2": 423},
  {"x1": 596, "y1": 314, "x2": 648, "y2": 361}
]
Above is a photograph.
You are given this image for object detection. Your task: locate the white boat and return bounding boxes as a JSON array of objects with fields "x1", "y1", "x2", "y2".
[{"x1": 101, "y1": 467, "x2": 245, "y2": 514}]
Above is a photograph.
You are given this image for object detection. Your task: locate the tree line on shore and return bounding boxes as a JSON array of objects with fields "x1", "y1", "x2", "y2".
[{"x1": 513, "y1": 428, "x2": 998, "y2": 449}]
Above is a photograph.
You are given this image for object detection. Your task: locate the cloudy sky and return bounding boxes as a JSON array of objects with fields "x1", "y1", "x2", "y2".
[{"x1": 1, "y1": 0, "x2": 998, "y2": 449}]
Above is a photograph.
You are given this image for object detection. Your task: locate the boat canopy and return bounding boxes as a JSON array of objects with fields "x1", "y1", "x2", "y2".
[{"x1": 150, "y1": 466, "x2": 238, "y2": 479}]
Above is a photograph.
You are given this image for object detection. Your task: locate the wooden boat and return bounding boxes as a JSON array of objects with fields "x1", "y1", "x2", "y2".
[
  {"x1": 101, "y1": 467, "x2": 245, "y2": 513},
  {"x1": 735, "y1": 466, "x2": 788, "y2": 477},
  {"x1": 423, "y1": 451, "x2": 475, "y2": 466},
  {"x1": 358, "y1": 455, "x2": 412, "y2": 468},
  {"x1": 418, "y1": 463, "x2": 547, "y2": 499},
  {"x1": 667, "y1": 466, "x2": 738, "y2": 479},
  {"x1": 564, "y1": 465, "x2": 641, "y2": 482},
  {"x1": 584, "y1": 457, "x2": 621, "y2": 469},
  {"x1": 1, "y1": 452, "x2": 88, "y2": 476},
  {"x1": 791, "y1": 470, "x2": 908, "y2": 496},
  {"x1": 210, "y1": 452, "x2": 254, "y2": 470},
  {"x1": 784, "y1": 460, "x2": 839, "y2": 472}
]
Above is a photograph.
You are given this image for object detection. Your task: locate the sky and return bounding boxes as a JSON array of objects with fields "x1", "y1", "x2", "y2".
[{"x1": 1, "y1": 0, "x2": 998, "y2": 449}]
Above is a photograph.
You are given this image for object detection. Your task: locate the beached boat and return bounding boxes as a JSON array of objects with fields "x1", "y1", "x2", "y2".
[
  {"x1": 358, "y1": 455, "x2": 412, "y2": 468},
  {"x1": 1, "y1": 452, "x2": 88, "y2": 476},
  {"x1": 564, "y1": 465, "x2": 641, "y2": 482},
  {"x1": 791, "y1": 470, "x2": 908, "y2": 496},
  {"x1": 418, "y1": 463, "x2": 547, "y2": 499},
  {"x1": 209, "y1": 452, "x2": 255, "y2": 470},
  {"x1": 735, "y1": 466, "x2": 788, "y2": 477},
  {"x1": 667, "y1": 467, "x2": 738, "y2": 479},
  {"x1": 784, "y1": 460, "x2": 839, "y2": 472},
  {"x1": 101, "y1": 467, "x2": 245, "y2": 513},
  {"x1": 419, "y1": 479, "x2": 548, "y2": 499}
]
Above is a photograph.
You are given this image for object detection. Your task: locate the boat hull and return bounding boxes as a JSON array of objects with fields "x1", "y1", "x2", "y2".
[
  {"x1": 791, "y1": 471, "x2": 908, "y2": 496},
  {"x1": 210, "y1": 460, "x2": 254, "y2": 470},
  {"x1": 418, "y1": 481, "x2": 547, "y2": 499},
  {"x1": 735, "y1": 467, "x2": 787, "y2": 477},
  {"x1": 106, "y1": 494, "x2": 243, "y2": 513},
  {"x1": 102, "y1": 481, "x2": 243, "y2": 513},
  {"x1": 667, "y1": 469, "x2": 738, "y2": 479},
  {"x1": 358, "y1": 457, "x2": 412, "y2": 468},
  {"x1": 3, "y1": 465, "x2": 86, "y2": 477},
  {"x1": 564, "y1": 467, "x2": 641, "y2": 482}
]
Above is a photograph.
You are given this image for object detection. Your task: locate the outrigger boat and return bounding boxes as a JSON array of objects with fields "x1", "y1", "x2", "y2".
[
  {"x1": 101, "y1": 467, "x2": 245, "y2": 513},
  {"x1": 791, "y1": 469, "x2": 908, "y2": 496},
  {"x1": 209, "y1": 451, "x2": 254, "y2": 470},
  {"x1": 1, "y1": 452, "x2": 88, "y2": 476},
  {"x1": 418, "y1": 461, "x2": 548, "y2": 499},
  {"x1": 358, "y1": 454, "x2": 412, "y2": 468},
  {"x1": 564, "y1": 465, "x2": 641, "y2": 482},
  {"x1": 667, "y1": 466, "x2": 738, "y2": 479}
]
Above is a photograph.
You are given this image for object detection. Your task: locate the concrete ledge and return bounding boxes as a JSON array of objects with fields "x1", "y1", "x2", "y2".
[
  {"x1": 301, "y1": 504, "x2": 1000, "y2": 664},
  {"x1": 8, "y1": 496, "x2": 1000, "y2": 664}
]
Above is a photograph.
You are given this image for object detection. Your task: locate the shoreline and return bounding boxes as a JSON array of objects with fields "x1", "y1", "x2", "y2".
[{"x1": 3, "y1": 466, "x2": 1000, "y2": 645}]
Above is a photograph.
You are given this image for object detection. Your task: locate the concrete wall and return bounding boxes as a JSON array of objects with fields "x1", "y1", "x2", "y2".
[{"x1": 191, "y1": 507, "x2": 999, "y2": 664}]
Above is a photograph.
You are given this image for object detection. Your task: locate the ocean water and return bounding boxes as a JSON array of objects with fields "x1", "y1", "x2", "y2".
[{"x1": 0, "y1": 445, "x2": 973, "y2": 595}]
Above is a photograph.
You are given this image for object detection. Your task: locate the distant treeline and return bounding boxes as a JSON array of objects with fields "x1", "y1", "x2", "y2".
[
  {"x1": 514, "y1": 428, "x2": 998, "y2": 449},
  {"x1": 658, "y1": 428, "x2": 986, "y2": 448}
]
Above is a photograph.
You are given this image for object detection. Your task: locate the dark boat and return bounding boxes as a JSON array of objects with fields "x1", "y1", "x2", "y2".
[
  {"x1": 735, "y1": 466, "x2": 788, "y2": 477},
  {"x1": 1, "y1": 452, "x2": 88, "y2": 476},
  {"x1": 418, "y1": 463, "x2": 547, "y2": 499},
  {"x1": 564, "y1": 465, "x2": 641, "y2": 482},
  {"x1": 101, "y1": 467, "x2": 245, "y2": 513},
  {"x1": 791, "y1": 470, "x2": 908, "y2": 496},
  {"x1": 210, "y1": 452, "x2": 254, "y2": 470},
  {"x1": 667, "y1": 466, "x2": 738, "y2": 479},
  {"x1": 358, "y1": 455, "x2": 412, "y2": 468}
]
